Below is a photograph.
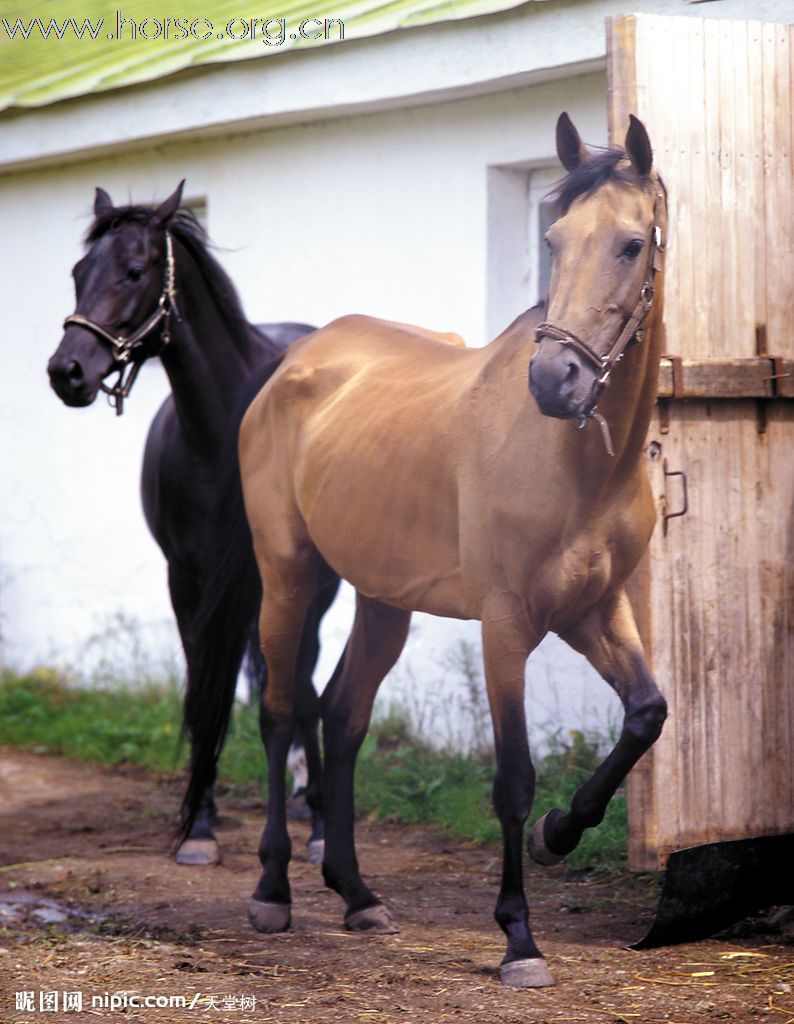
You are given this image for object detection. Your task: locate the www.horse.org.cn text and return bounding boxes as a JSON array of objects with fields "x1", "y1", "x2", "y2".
[{"x1": 1, "y1": 12, "x2": 346, "y2": 45}]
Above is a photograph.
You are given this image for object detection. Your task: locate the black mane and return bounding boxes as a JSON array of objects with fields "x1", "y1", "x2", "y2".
[
  {"x1": 87, "y1": 203, "x2": 209, "y2": 247},
  {"x1": 548, "y1": 146, "x2": 638, "y2": 216},
  {"x1": 85, "y1": 204, "x2": 264, "y2": 356}
]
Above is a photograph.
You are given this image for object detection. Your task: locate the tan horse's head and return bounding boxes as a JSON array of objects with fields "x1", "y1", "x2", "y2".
[{"x1": 529, "y1": 113, "x2": 665, "y2": 422}]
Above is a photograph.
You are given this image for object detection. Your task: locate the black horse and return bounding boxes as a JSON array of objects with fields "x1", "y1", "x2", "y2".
[{"x1": 47, "y1": 182, "x2": 339, "y2": 864}]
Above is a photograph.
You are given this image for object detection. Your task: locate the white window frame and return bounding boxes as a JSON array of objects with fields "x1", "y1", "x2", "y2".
[{"x1": 485, "y1": 163, "x2": 559, "y2": 341}]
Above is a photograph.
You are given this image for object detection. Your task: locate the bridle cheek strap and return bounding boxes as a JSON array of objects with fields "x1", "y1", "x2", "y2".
[
  {"x1": 62, "y1": 231, "x2": 180, "y2": 416},
  {"x1": 534, "y1": 191, "x2": 666, "y2": 452}
]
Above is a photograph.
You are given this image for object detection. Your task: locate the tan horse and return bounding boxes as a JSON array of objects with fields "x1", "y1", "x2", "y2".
[{"x1": 235, "y1": 113, "x2": 668, "y2": 987}]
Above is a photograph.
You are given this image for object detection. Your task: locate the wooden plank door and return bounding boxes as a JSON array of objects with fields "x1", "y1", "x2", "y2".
[{"x1": 607, "y1": 13, "x2": 794, "y2": 870}]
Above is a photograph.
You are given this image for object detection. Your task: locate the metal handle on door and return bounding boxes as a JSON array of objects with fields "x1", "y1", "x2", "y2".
[{"x1": 662, "y1": 459, "x2": 688, "y2": 536}]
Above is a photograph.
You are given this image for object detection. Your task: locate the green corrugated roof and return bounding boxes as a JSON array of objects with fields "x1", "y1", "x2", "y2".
[{"x1": 0, "y1": 0, "x2": 541, "y2": 112}]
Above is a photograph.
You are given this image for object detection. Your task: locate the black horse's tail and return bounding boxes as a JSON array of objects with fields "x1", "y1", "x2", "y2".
[{"x1": 179, "y1": 357, "x2": 279, "y2": 839}]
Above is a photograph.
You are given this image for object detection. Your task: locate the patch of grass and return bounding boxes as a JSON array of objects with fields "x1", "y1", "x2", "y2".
[
  {"x1": 536, "y1": 726, "x2": 628, "y2": 870},
  {"x1": 0, "y1": 667, "x2": 264, "y2": 790},
  {"x1": 0, "y1": 669, "x2": 628, "y2": 871},
  {"x1": 214, "y1": 700, "x2": 264, "y2": 791},
  {"x1": 0, "y1": 667, "x2": 184, "y2": 772},
  {"x1": 356, "y1": 730, "x2": 498, "y2": 843},
  {"x1": 358, "y1": 710, "x2": 627, "y2": 871}
]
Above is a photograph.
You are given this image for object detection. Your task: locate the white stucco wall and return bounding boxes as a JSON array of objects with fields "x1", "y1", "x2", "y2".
[{"x1": 0, "y1": 66, "x2": 621, "y2": 746}]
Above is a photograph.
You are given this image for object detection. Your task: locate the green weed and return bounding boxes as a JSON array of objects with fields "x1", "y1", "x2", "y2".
[
  {"x1": 0, "y1": 667, "x2": 628, "y2": 871},
  {"x1": 0, "y1": 667, "x2": 184, "y2": 771}
]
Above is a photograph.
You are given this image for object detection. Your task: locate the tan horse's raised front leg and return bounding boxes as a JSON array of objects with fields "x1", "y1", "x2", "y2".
[
  {"x1": 529, "y1": 589, "x2": 667, "y2": 866},
  {"x1": 481, "y1": 594, "x2": 553, "y2": 988}
]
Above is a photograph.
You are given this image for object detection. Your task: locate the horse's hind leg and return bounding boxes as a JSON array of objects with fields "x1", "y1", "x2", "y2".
[
  {"x1": 290, "y1": 566, "x2": 340, "y2": 863},
  {"x1": 481, "y1": 593, "x2": 553, "y2": 987},
  {"x1": 321, "y1": 594, "x2": 411, "y2": 933},
  {"x1": 292, "y1": 597, "x2": 327, "y2": 863},
  {"x1": 248, "y1": 543, "x2": 321, "y2": 934},
  {"x1": 289, "y1": 567, "x2": 340, "y2": 853},
  {"x1": 529, "y1": 588, "x2": 667, "y2": 865}
]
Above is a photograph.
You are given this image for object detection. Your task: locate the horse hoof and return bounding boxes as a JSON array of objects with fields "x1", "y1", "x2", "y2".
[
  {"x1": 344, "y1": 904, "x2": 399, "y2": 934},
  {"x1": 307, "y1": 838, "x2": 325, "y2": 864},
  {"x1": 287, "y1": 789, "x2": 312, "y2": 822},
  {"x1": 247, "y1": 899, "x2": 291, "y2": 933},
  {"x1": 500, "y1": 958, "x2": 555, "y2": 988},
  {"x1": 175, "y1": 838, "x2": 221, "y2": 866},
  {"x1": 528, "y1": 812, "x2": 565, "y2": 867}
]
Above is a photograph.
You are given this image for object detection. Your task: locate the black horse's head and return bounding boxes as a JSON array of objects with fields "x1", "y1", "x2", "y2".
[{"x1": 47, "y1": 181, "x2": 184, "y2": 407}]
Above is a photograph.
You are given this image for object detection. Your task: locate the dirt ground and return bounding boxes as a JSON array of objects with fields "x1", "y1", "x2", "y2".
[{"x1": 1, "y1": 749, "x2": 792, "y2": 1024}]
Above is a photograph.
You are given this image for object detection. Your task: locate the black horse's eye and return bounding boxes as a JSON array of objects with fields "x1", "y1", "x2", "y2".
[
  {"x1": 622, "y1": 239, "x2": 644, "y2": 260},
  {"x1": 127, "y1": 266, "x2": 144, "y2": 282}
]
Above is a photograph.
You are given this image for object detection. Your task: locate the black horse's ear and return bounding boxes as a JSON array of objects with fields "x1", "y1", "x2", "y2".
[
  {"x1": 94, "y1": 187, "x2": 114, "y2": 218},
  {"x1": 625, "y1": 115, "x2": 653, "y2": 177},
  {"x1": 153, "y1": 180, "x2": 185, "y2": 226},
  {"x1": 556, "y1": 112, "x2": 588, "y2": 172}
]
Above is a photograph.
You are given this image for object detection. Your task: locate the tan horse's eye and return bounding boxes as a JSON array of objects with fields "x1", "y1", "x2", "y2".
[{"x1": 622, "y1": 240, "x2": 644, "y2": 260}]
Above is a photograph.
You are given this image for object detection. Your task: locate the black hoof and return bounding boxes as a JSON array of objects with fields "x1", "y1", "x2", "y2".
[
  {"x1": 286, "y1": 788, "x2": 312, "y2": 822},
  {"x1": 175, "y1": 838, "x2": 221, "y2": 866},
  {"x1": 247, "y1": 899, "x2": 291, "y2": 933},
  {"x1": 500, "y1": 958, "x2": 554, "y2": 987},
  {"x1": 307, "y1": 838, "x2": 324, "y2": 864},
  {"x1": 344, "y1": 904, "x2": 399, "y2": 934}
]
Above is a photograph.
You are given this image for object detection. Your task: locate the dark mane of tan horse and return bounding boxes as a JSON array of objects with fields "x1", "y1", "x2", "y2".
[{"x1": 189, "y1": 113, "x2": 669, "y2": 989}]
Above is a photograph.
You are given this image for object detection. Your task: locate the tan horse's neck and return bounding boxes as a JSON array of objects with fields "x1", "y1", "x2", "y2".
[{"x1": 478, "y1": 297, "x2": 662, "y2": 518}]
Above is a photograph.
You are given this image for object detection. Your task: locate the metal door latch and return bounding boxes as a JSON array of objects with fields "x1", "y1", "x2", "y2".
[{"x1": 662, "y1": 458, "x2": 689, "y2": 536}]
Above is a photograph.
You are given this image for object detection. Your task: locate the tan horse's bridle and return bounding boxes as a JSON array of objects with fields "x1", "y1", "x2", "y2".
[
  {"x1": 62, "y1": 231, "x2": 180, "y2": 416},
  {"x1": 534, "y1": 190, "x2": 666, "y2": 455}
]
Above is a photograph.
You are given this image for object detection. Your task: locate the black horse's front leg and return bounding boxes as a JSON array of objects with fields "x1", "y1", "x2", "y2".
[
  {"x1": 171, "y1": 564, "x2": 222, "y2": 867},
  {"x1": 529, "y1": 589, "x2": 667, "y2": 865}
]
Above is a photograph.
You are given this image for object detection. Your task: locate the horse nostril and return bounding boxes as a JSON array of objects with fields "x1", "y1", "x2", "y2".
[
  {"x1": 67, "y1": 360, "x2": 84, "y2": 385},
  {"x1": 560, "y1": 359, "x2": 579, "y2": 394}
]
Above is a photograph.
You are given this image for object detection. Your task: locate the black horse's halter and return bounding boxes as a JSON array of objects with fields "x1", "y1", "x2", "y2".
[
  {"x1": 534, "y1": 191, "x2": 666, "y2": 456},
  {"x1": 63, "y1": 231, "x2": 180, "y2": 416}
]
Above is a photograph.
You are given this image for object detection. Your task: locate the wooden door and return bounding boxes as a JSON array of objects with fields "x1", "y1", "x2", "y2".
[{"x1": 607, "y1": 13, "x2": 794, "y2": 870}]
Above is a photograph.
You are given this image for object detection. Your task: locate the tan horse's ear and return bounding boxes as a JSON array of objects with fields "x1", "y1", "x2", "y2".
[
  {"x1": 556, "y1": 112, "x2": 588, "y2": 172},
  {"x1": 625, "y1": 115, "x2": 653, "y2": 177}
]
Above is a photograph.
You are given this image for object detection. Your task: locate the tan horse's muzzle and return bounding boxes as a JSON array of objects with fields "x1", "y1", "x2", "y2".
[{"x1": 528, "y1": 339, "x2": 601, "y2": 420}]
